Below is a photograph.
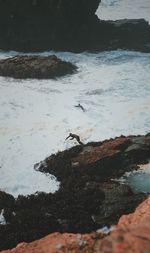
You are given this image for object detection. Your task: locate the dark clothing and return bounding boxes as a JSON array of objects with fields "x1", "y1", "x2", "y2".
[
  {"x1": 66, "y1": 133, "x2": 84, "y2": 145},
  {"x1": 75, "y1": 103, "x2": 85, "y2": 112}
]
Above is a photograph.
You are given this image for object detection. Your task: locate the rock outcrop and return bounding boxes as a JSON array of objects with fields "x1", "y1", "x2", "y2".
[
  {"x1": 0, "y1": 134, "x2": 149, "y2": 251},
  {"x1": 97, "y1": 196, "x2": 150, "y2": 253},
  {"x1": 1, "y1": 197, "x2": 150, "y2": 253},
  {"x1": 38, "y1": 135, "x2": 150, "y2": 181},
  {"x1": 118, "y1": 195, "x2": 150, "y2": 228},
  {"x1": 0, "y1": 0, "x2": 150, "y2": 52},
  {"x1": 0, "y1": 0, "x2": 101, "y2": 52},
  {"x1": 0, "y1": 55, "x2": 76, "y2": 79}
]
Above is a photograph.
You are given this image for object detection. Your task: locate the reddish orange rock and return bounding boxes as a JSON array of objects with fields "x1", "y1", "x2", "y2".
[
  {"x1": 118, "y1": 196, "x2": 150, "y2": 228},
  {"x1": 72, "y1": 137, "x2": 129, "y2": 165},
  {"x1": 0, "y1": 232, "x2": 97, "y2": 253},
  {"x1": 97, "y1": 197, "x2": 150, "y2": 253}
]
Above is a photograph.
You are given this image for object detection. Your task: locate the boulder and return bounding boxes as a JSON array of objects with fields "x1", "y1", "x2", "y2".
[{"x1": 0, "y1": 55, "x2": 76, "y2": 79}]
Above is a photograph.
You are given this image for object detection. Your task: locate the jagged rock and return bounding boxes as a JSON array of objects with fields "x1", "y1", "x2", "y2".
[
  {"x1": 38, "y1": 137, "x2": 131, "y2": 183},
  {"x1": 0, "y1": 191, "x2": 15, "y2": 209},
  {"x1": 0, "y1": 184, "x2": 105, "y2": 250},
  {"x1": 92, "y1": 183, "x2": 145, "y2": 227},
  {"x1": 118, "y1": 196, "x2": 150, "y2": 228},
  {"x1": 1, "y1": 197, "x2": 150, "y2": 253},
  {"x1": 38, "y1": 135, "x2": 150, "y2": 182},
  {"x1": 96, "y1": 196, "x2": 150, "y2": 253},
  {"x1": 0, "y1": 55, "x2": 76, "y2": 79},
  {"x1": 0, "y1": 232, "x2": 99, "y2": 253}
]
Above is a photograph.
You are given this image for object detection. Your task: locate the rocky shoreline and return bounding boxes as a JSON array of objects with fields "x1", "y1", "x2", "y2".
[
  {"x1": 0, "y1": 1, "x2": 150, "y2": 252},
  {"x1": 1, "y1": 196, "x2": 150, "y2": 253},
  {"x1": 0, "y1": 0, "x2": 150, "y2": 52},
  {"x1": 0, "y1": 134, "x2": 150, "y2": 251}
]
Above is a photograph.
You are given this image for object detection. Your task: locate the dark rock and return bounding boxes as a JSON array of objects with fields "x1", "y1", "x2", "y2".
[
  {"x1": 0, "y1": 191, "x2": 15, "y2": 210},
  {"x1": 0, "y1": 184, "x2": 105, "y2": 250},
  {"x1": 0, "y1": 0, "x2": 101, "y2": 52},
  {"x1": 93, "y1": 183, "x2": 146, "y2": 226},
  {"x1": 38, "y1": 135, "x2": 150, "y2": 182},
  {"x1": 2, "y1": 197, "x2": 150, "y2": 253},
  {"x1": 38, "y1": 137, "x2": 133, "y2": 181},
  {"x1": 0, "y1": 55, "x2": 76, "y2": 79},
  {"x1": 125, "y1": 136, "x2": 150, "y2": 163},
  {"x1": 0, "y1": 0, "x2": 150, "y2": 52},
  {"x1": 0, "y1": 182, "x2": 146, "y2": 251}
]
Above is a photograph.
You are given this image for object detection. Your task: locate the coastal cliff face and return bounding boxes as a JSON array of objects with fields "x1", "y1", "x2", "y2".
[
  {"x1": 0, "y1": 0, "x2": 150, "y2": 52},
  {"x1": 0, "y1": 0, "x2": 100, "y2": 20},
  {"x1": 1, "y1": 197, "x2": 150, "y2": 253},
  {"x1": 0, "y1": 0, "x2": 101, "y2": 51}
]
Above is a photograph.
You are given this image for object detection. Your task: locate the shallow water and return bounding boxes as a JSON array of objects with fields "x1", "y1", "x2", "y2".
[
  {"x1": 0, "y1": 0, "x2": 150, "y2": 197},
  {"x1": 121, "y1": 163, "x2": 150, "y2": 193}
]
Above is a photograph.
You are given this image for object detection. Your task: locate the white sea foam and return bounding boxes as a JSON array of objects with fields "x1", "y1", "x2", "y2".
[
  {"x1": 0, "y1": 50, "x2": 150, "y2": 197},
  {"x1": 0, "y1": 209, "x2": 7, "y2": 225},
  {"x1": 97, "y1": 0, "x2": 150, "y2": 23}
]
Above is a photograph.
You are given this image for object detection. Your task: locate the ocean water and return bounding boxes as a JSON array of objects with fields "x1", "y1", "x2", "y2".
[
  {"x1": 0, "y1": 1, "x2": 150, "y2": 197},
  {"x1": 97, "y1": 0, "x2": 150, "y2": 23},
  {"x1": 120, "y1": 162, "x2": 150, "y2": 193}
]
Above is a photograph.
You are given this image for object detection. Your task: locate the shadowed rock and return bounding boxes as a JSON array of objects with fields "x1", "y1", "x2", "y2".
[
  {"x1": 0, "y1": 0, "x2": 100, "y2": 52},
  {"x1": 0, "y1": 55, "x2": 76, "y2": 79},
  {"x1": 0, "y1": 191, "x2": 15, "y2": 210},
  {"x1": 0, "y1": 0, "x2": 150, "y2": 52}
]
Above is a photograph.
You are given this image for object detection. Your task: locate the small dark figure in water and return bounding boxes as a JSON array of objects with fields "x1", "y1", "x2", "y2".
[
  {"x1": 65, "y1": 133, "x2": 84, "y2": 145},
  {"x1": 74, "y1": 103, "x2": 85, "y2": 112}
]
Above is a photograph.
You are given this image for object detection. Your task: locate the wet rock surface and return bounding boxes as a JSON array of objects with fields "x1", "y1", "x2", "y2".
[
  {"x1": 1, "y1": 197, "x2": 150, "y2": 253},
  {"x1": 0, "y1": 55, "x2": 76, "y2": 79},
  {"x1": 0, "y1": 134, "x2": 150, "y2": 250},
  {"x1": 38, "y1": 135, "x2": 150, "y2": 182},
  {"x1": 0, "y1": 0, "x2": 150, "y2": 52}
]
